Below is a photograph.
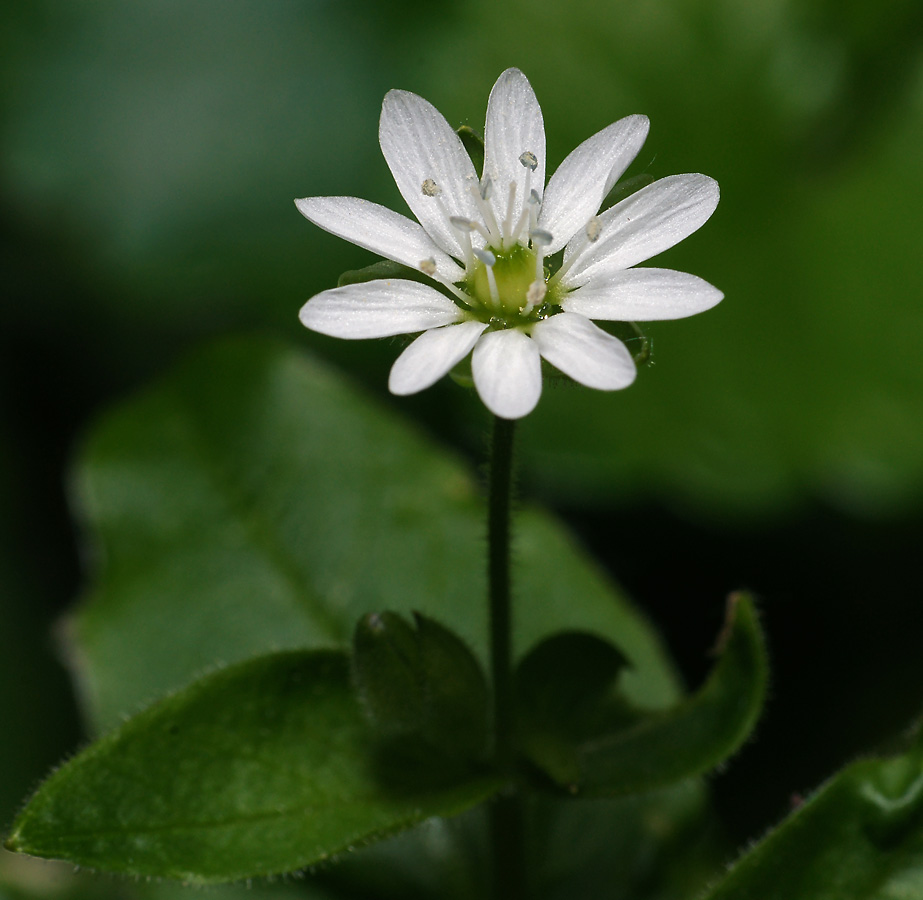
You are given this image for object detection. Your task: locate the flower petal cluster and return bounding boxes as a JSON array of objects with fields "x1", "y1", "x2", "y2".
[{"x1": 297, "y1": 69, "x2": 722, "y2": 419}]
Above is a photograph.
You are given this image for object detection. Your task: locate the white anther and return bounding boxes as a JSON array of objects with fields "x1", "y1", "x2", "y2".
[
  {"x1": 473, "y1": 248, "x2": 496, "y2": 266},
  {"x1": 418, "y1": 258, "x2": 437, "y2": 276},
  {"x1": 585, "y1": 217, "x2": 601, "y2": 243},
  {"x1": 421, "y1": 178, "x2": 441, "y2": 197},
  {"x1": 451, "y1": 215, "x2": 491, "y2": 247},
  {"x1": 519, "y1": 151, "x2": 538, "y2": 171},
  {"x1": 478, "y1": 176, "x2": 493, "y2": 200},
  {"x1": 526, "y1": 280, "x2": 546, "y2": 305},
  {"x1": 529, "y1": 229, "x2": 553, "y2": 247},
  {"x1": 528, "y1": 189, "x2": 541, "y2": 206}
]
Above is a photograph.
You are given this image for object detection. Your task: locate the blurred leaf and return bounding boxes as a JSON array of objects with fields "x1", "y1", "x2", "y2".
[
  {"x1": 7, "y1": 0, "x2": 923, "y2": 514},
  {"x1": 327, "y1": 780, "x2": 724, "y2": 900},
  {"x1": 0, "y1": 854, "x2": 338, "y2": 900},
  {"x1": 520, "y1": 593, "x2": 767, "y2": 795},
  {"x1": 0, "y1": 424, "x2": 80, "y2": 829},
  {"x1": 702, "y1": 722, "x2": 923, "y2": 900},
  {"x1": 353, "y1": 611, "x2": 424, "y2": 735},
  {"x1": 6, "y1": 650, "x2": 501, "y2": 882},
  {"x1": 70, "y1": 336, "x2": 680, "y2": 732}
]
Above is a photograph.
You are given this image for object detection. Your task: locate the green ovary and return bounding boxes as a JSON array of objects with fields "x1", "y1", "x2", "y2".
[{"x1": 468, "y1": 245, "x2": 539, "y2": 317}]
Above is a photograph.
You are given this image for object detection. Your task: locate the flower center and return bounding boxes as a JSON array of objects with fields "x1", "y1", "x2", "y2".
[
  {"x1": 420, "y1": 149, "x2": 561, "y2": 326},
  {"x1": 468, "y1": 244, "x2": 540, "y2": 316}
]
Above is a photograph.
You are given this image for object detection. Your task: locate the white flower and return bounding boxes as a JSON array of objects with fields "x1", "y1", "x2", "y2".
[{"x1": 296, "y1": 68, "x2": 722, "y2": 420}]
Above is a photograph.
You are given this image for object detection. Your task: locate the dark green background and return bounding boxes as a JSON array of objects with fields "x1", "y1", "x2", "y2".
[{"x1": 3, "y1": 0, "x2": 922, "y2": 869}]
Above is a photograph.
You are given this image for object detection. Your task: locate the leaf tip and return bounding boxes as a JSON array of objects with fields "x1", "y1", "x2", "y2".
[
  {"x1": 3, "y1": 827, "x2": 27, "y2": 854},
  {"x1": 711, "y1": 591, "x2": 757, "y2": 656}
]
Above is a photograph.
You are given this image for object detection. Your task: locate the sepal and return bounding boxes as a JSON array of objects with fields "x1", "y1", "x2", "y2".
[
  {"x1": 337, "y1": 258, "x2": 433, "y2": 288},
  {"x1": 457, "y1": 125, "x2": 484, "y2": 177}
]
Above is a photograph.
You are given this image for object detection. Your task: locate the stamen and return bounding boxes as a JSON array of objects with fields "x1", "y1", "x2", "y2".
[
  {"x1": 510, "y1": 189, "x2": 542, "y2": 247},
  {"x1": 549, "y1": 218, "x2": 600, "y2": 288},
  {"x1": 450, "y1": 215, "x2": 491, "y2": 244},
  {"x1": 448, "y1": 218, "x2": 476, "y2": 269},
  {"x1": 519, "y1": 151, "x2": 538, "y2": 223},
  {"x1": 469, "y1": 182, "x2": 502, "y2": 245},
  {"x1": 521, "y1": 279, "x2": 547, "y2": 316},
  {"x1": 418, "y1": 258, "x2": 437, "y2": 276},
  {"x1": 502, "y1": 181, "x2": 518, "y2": 249},
  {"x1": 530, "y1": 229, "x2": 553, "y2": 282},
  {"x1": 529, "y1": 188, "x2": 542, "y2": 233},
  {"x1": 473, "y1": 248, "x2": 500, "y2": 307}
]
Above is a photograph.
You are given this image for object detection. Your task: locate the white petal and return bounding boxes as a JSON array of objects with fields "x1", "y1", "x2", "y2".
[
  {"x1": 563, "y1": 174, "x2": 719, "y2": 285},
  {"x1": 531, "y1": 313, "x2": 636, "y2": 390},
  {"x1": 379, "y1": 89, "x2": 479, "y2": 259},
  {"x1": 471, "y1": 329, "x2": 542, "y2": 419},
  {"x1": 295, "y1": 197, "x2": 465, "y2": 283},
  {"x1": 389, "y1": 320, "x2": 488, "y2": 395},
  {"x1": 539, "y1": 115, "x2": 649, "y2": 254},
  {"x1": 299, "y1": 280, "x2": 462, "y2": 339},
  {"x1": 561, "y1": 268, "x2": 723, "y2": 321},
  {"x1": 482, "y1": 68, "x2": 546, "y2": 231}
]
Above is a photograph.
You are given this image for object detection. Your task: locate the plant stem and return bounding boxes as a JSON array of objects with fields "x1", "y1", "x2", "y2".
[{"x1": 487, "y1": 414, "x2": 524, "y2": 900}]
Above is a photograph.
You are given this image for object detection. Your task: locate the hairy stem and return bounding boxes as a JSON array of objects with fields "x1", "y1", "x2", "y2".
[{"x1": 487, "y1": 415, "x2": 524, "y2": 899}]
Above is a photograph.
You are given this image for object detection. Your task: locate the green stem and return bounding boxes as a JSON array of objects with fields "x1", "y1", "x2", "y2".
[{"x1": 487, "y1": 414, "x2": 524, "y2": 900}]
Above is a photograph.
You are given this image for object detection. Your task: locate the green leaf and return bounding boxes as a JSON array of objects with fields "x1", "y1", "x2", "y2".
[
  {"x1": 520, "y1": 593, "x2": 767, "y2": 795},
  {"x1": 70, "y1": 336, "x2": 681, "y2": 733},
  {"x1": 516, "y1": 632, "x2": 637, "y2": 786},
  {"x1": 0, "y1": 856, "x2": 339, "y2": 900},
  {"x1": 352, "y1": 611, "x2": 489, "y2": 761},
  {"x1": 5, "y1": 650, "x2": 501, "y2": 883},
  {"x1": 353, "y1": 611, "x2": 424, "y2": 736},
  {"x1": 702, "y1": 724, "x2": 923, "y2": 900},
  {"x1": 327, "y1": 780, "x2": 724, "y2": 900},
  {"x1": 413, "y1": 613, "x2": 490, "y2": 759}
]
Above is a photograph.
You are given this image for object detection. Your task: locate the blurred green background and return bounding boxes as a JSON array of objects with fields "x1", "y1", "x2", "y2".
[{"x1": 3, "y1": 0, "x2": 923, "y2": 871}]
